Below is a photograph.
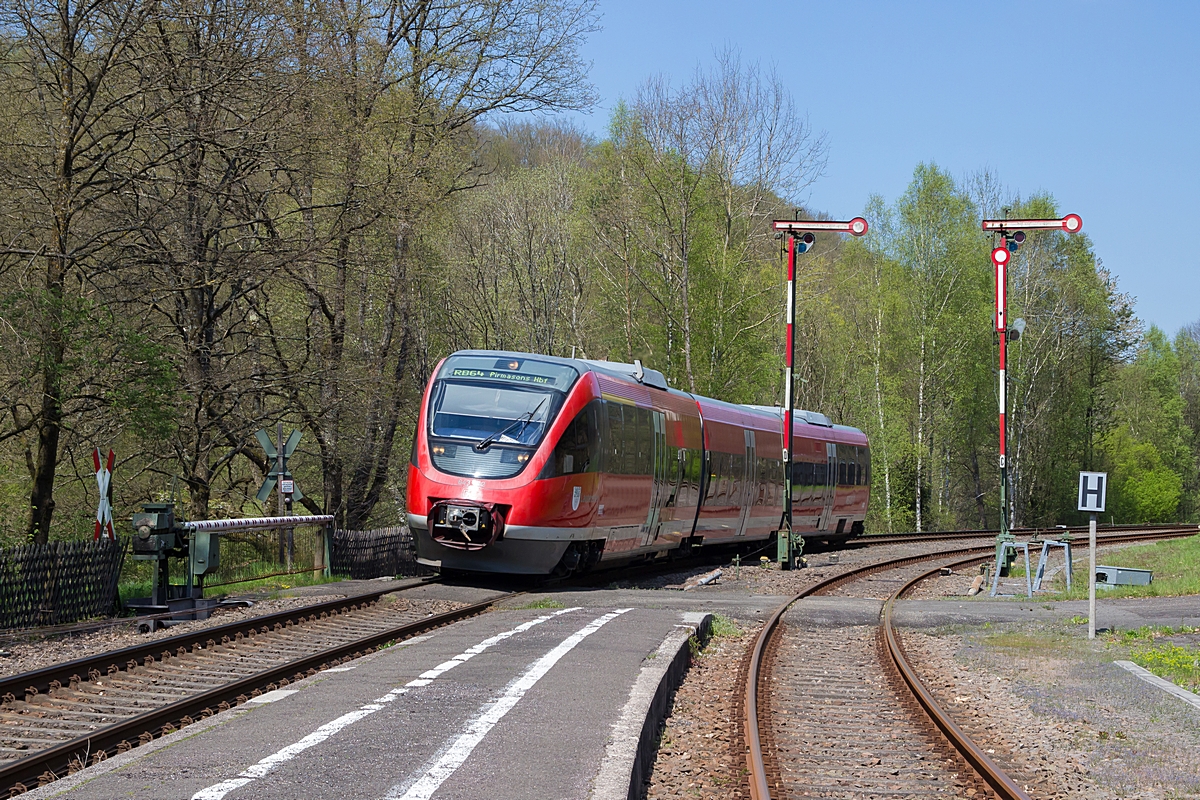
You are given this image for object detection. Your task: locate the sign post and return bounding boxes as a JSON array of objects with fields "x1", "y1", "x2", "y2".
[
  {"x1": 255, "y1": 424, "x2": 304, "y2": 570},
  {"x1": 771, "y1": 217, "x2": 869, "y2": 568},
  {"x1": 980, "y1": 215, "x2": 1082, "y2": 559},
  {"x1": 1078, "y1": 471, "x2": 1107, "y2": 639}
]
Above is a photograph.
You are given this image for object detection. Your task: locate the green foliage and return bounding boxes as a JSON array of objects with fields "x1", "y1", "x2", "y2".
[
  {"x1": 1105, "y1": 428, "x2": 1183, "y2": 522},
  {"x1": 1129, "y1": 642, "x2": 1200, "y2": 693},
  {"x1": 1049, "y1": 534, "x2": 1200, "y2": 599},
  {"x1": 0, "y1": 27, "x2": 1195, "y2": 546},
  {"x1": 1102, "y1": 326, "x2": 1193, "y2": 522},
  {"x1": 513, "y1": 597, "x2": 566, "y2": 609},
  {"x1": 709, "y1": 613, "x2": 740, "y2": 638}
]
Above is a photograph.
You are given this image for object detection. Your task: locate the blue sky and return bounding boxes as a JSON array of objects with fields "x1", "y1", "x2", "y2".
[{"x1": 560, "y1": 0, "x2": 1199, "y2": 336}]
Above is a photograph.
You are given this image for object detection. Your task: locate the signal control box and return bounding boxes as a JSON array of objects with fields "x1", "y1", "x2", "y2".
[
  {"x1": 132, "y1": 502, "x2": 186, "y2": 558},
  {"x1": 130, "y1": 501, "x2": 220, "y2": 575}
]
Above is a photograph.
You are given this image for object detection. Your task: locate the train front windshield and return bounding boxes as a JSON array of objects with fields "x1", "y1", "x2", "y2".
[{"x1": 426, "y1": 355, "x2": 578, "y2": 479}]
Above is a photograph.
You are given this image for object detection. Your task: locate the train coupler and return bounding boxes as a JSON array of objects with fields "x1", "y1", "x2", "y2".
[{"x1": 430, "y1": 501, "x2": 504, "y2": 550}]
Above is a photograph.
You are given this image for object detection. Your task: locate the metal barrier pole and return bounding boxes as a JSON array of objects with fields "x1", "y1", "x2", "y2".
[{"x1": 1088, "y1": 512, "x2": 1097, "y2": 639}]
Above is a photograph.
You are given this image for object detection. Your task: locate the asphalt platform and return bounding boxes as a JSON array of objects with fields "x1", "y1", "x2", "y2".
[
  {"x1": 27, "y1": 583, "x2": 724, "y2": 800},
  {"x1": 23, "y1": 579, "x2": 1200, "y2": 800}
]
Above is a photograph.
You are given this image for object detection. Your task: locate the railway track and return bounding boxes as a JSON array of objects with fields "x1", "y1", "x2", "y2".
[
  {"x1": 742, "y1": 525, "x2": 1198, "y2": 800},
  {"x1": 0, "y1": 586, "x2": 509, "y2": 796},
  {"x1": 849, "y1": 521, "x2": 1198, "y2": 549}
]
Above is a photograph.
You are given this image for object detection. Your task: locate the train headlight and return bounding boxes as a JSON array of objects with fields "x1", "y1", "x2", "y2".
[
  {"x1": 517, "y1": 453, "x2": 530, "y2": 463},
  {"x1": 432, "y1": 445, "x2": 445, "y2": 456}
]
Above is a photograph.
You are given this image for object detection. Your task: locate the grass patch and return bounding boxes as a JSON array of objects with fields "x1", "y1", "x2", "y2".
[
  {"x1": 1029, "y1": 533, "x2": 1200, "y2": 600},
  {"x1": 1104, "y1": 624, "x2": 1200, "y2": 694},
  {"x1": 512, "y1": 597, "x2": 565, "y2": 609},
  {"x1": 1114, "y1": 624, "x2": 1200, "y2": 643},
  {"x1": 118, "y1": 566, "x2": 343, "y2": 608},
  {"x1": 710, "y1": 613, "x2": 739, "y2": 638},
  {"x1": 983, "y1": 629, "x2": 1076, "y2": 654},
  {"x1": 204, "y1": 570, "x2": 342, "y2": 597},
  {"x1": 1129, "y1": 642, "x2": 1200, "y2": 693},
  {"x1": 978, "y1": 622, "x2": 1200, "y2": 697}
]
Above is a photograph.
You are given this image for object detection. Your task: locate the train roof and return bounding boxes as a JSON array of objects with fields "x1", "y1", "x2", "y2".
[{"x1": 443, "y1": 350, "x2": 864, "y2": 437}]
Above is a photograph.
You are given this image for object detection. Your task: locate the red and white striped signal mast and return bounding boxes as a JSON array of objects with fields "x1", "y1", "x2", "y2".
[
  {"x1": 981, "y1": 214, "x2": 1082, "y2": 542},
  {"x1": 771, "y1": 217, "x2": 869, "y2": 568}
]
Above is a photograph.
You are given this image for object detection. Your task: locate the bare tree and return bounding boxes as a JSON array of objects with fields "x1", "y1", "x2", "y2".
[
  {"x1": 599, "y1": 49, "x2": 825, "y2": 393},
  {"x1": 0, "y1": 0, "x2": 156, "y2": 542},
  {"x1": 274, "y1": 0, "x2": 599, "y2": 528},
  {"x1": 115, "y1": 0, "x2": 294, "y2": 519}
]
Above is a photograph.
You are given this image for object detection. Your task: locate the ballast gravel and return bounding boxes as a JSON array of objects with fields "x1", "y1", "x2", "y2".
[
  {"x1": 635, "y1": 544, "x2": 1200, "y2": 800},
  {"x1": 0, "y1": 589, "x2": 462, "y2": 679},
  {"x1": 905, "y1": 625, "x2": 1200, "y2": 800},
  {"x1": 645, "y1": 623, "x2": 759, "y2": 800}
]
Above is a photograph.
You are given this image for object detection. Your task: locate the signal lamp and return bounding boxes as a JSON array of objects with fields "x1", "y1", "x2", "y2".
[
  {"x1": 1007, "y1": 239, "x2": 1019, "y2": 252},
  {"x1": 1013, "y1": 231, "x2": 1026, "y2": 244},
  {"x1": 1007, "y1": 317, "x2": 1027, "y2": 342},
  {"x1": 796, "y1": 232, "x2": 816, "y2": 253}
]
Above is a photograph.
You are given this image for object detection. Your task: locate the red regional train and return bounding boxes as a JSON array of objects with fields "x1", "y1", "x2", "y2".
[{"x1": 406, "y1": 351, "x2": 870, "y2": 576}]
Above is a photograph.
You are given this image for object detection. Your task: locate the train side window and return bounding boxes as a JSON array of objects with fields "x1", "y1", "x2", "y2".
[
  {"x1": 636, "y1": 406, "x2": 652, "y2": 475},
  {"x1": 838, "y1": 460, "x2": 846, "y2": 485},
  {"x1": 730, "y1": 453, "x2": 745, "y2": 505},
  {"x1": 540, "y1": 400, "x2": 602, "y2": 478},
  {"x1": 695, "y1": 450, "x2": 706, "y2": 506},
  {"x1": 707, "y1": 452, "x2": 723, "y2": 502},
  {"x1": 628, "y1": 407, "x2": 638, "y2": 474},
  {"x1": 605, "y1": 402, "x2": 624, "y2": 474}
]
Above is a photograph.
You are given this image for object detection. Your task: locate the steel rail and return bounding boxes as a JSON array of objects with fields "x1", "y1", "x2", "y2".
[
  {"x1": 0, "y1": 591, "x2": 509, "y2": 796},
  {"x1": 0, "y1": 579, "x2": 438, "y2": 702},
  {"x1": 882, "y1": 555, "x2": 1031, "y2": 800},
  {"x1": 853, "y1": 522, "x2": 1199, "y2": 548},
  {"x1": 742, "y1": 524, "x2": 1196, "y2": 800},
  {"x1": 743, "y1": 548, "x2": 988, "y2": 799}
]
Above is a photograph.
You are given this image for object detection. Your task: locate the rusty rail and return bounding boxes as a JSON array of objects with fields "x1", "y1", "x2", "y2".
[
  {"x1": 884, "y1": 555, "x2": 1032, "y2": 799},
  {"x1": 742, "y1": 524, "x2": 1198, "y2": 800}
]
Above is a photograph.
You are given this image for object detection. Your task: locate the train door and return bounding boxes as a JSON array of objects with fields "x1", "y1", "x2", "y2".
[
  {"x1": 818, "y1": 442, "x2": 836, "y2": 530},
  {"x1": 736, "y1": 429, "x2": 757, "y2": 536},
  {"x1": 642, "y1": 410, "x2": 668, "y2": 546}
]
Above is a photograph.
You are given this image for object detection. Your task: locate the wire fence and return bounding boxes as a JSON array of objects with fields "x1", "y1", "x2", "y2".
[
  {"x1": 0, "y1": 524, "x2": 427, "y2": 630},
  {"x1": 0, "y1": 538, "x2": 126, "y2": 630},
  {"x1": 330, "y1": 527, "x2": 431, "y2": 580}
]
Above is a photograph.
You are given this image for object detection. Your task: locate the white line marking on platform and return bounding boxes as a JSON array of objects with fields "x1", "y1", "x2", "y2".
[
  {"x1": 244, "y1": 689, "x2": 298, "y2": 705},
  {"x1": 1114, "y1": 660, "x2": 1200, "y2": 710},
  {"x1": 385, "y1": 608, "x2": 634, "y2": 800},
  {"x1": 190, "y1": 608, "x2": 582, "y2": 800}
]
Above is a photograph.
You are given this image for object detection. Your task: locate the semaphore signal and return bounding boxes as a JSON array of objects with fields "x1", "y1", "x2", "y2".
[
  {"x1": 770, "y1": 217, "x2": 869, "y2": 569},
  {"x1": 981, "y1": 213, "x2": 1082, "y2": 549}
]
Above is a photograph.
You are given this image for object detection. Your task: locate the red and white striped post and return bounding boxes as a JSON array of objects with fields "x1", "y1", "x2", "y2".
[
  {"x1": 982, "y1": 214, "x2": 1082, "y2": 544},
  {"x1": 771, "y1": 217, "x2": 868, "y2": 568}
]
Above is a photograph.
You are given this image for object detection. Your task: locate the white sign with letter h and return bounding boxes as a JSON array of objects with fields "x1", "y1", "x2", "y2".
[{"x1": 1078, "y1": 471, "x2": 1107, "y2": 513}]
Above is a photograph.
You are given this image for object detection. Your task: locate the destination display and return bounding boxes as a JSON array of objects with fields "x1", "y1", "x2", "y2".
[{"x1": 438, "y1": 354, "x2": 579, "y2": 391}]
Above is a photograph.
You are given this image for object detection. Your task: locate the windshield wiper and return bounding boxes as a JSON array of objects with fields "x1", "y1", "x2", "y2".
[{"x1": 474, "y1": 397, "x2": 548, "y2": 452}]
